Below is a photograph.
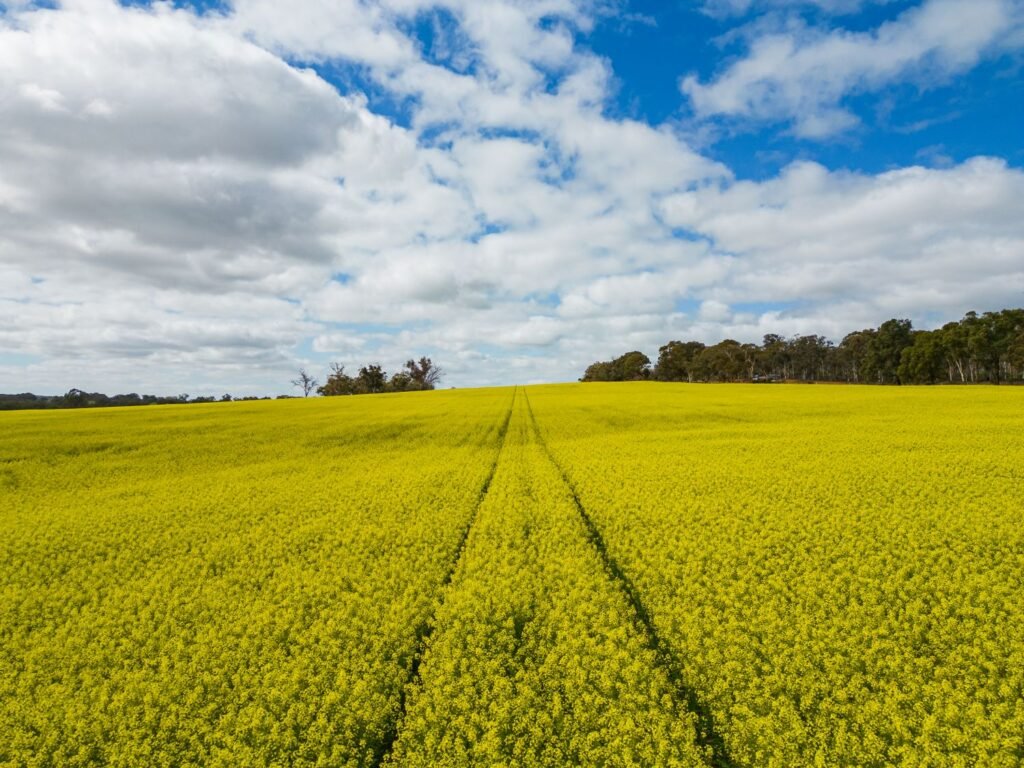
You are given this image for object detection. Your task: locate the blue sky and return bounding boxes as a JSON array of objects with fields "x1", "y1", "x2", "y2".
[
  {"x1": 0, "y1": 0, "x2": 1022, "y2": 394},
  {"x1": 294, "y1": 0, "x2": 1024, "y2": 177}
]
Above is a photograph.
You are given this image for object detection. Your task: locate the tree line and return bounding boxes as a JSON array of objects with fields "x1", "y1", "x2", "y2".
[
  {"x1": 0, "y1": 357, "x2": 444, "y2": 411},
  {"x1": 0, "y1": 390, "x2": 280, "y2": 411},
  {"x1": 291, "y1": 357, "x2": 444, "y2": 397},
  {"x1": 582, "y1": 308, "x2": 1024, "y2": 385}
]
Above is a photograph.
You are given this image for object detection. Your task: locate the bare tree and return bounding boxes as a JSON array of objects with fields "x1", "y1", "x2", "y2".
[{"x1": 291, "y1": 368, "x2": 318, "y2": 397}]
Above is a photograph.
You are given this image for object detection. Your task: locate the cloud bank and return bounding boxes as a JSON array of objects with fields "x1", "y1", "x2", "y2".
[{"x1": 0, "y1": 0, "x2": 1021, "y2": 393}]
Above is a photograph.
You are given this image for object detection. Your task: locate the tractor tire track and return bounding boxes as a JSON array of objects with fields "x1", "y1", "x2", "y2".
[
  {"x1": 522, "y1": 387, "x2": 737, "y2": 768},
  {"x1": 371, "y1": 386, "x2": 517, "y2": 767}
]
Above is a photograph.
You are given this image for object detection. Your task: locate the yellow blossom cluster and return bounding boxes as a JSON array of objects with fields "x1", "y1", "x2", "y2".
[
  {"x1": 0, "y1": 389, "x2": 512, "y2": 766},
  {"x1": 3, "y1": 382, "x2": 1022, "y2": 767},
  {"x1": 389, "y1": 390, "x2": 707, "y2": 767},
  {"x1": 528, "y1": 382, "x2": 1024, "y2": 768}
]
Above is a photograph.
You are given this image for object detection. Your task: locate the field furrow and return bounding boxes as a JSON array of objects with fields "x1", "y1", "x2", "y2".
[
  {"x1": 371, "y1": 387, "x2": 516, "y2": 767},
  {"x1": 388, "y1": 389, "x2": 709, "y2": 767},
  {"x1": 522, "y1": 389, "x2": 735, "y2": 768}
]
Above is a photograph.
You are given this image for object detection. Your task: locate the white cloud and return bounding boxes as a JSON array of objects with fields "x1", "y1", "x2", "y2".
[
  {"x1": 699, "y1": 299, "x2": 732, "y2": 322},
  {"x1": 701, "y1": 0, "x2": 893, "y2": 17},
  {"x1": 228, "y1": 0, "x2": 417, "y2": 68},
  {"x1": 0, "y1": 0, "x2": 1021, "y2": 394},
  {"x1": 661, "y1": 157, "x2": 1024, "y2": 330},
  {"x1": 0, "y1": 0, "x2": 472, "y2": 391},
  {"x1": 683, "y1": 0, "x2": 1023, "y2": 137}
]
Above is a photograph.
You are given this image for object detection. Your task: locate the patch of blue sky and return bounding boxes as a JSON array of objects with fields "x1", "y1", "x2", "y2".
[
  {"x1": 669, "y1": 228, "x2": 711, "y2": 244},
  {"x1": 303, "y1": 8, "x2": 480, "y2": 132},
  {"x1": 419, "y1": 121, "x2": 462, "y2": 148},
  {"x1": 470, "y1": 221, "x2": 507, "y2": 243},
  {"x1": 535, "y1": 14, "x2": 564, "y2": 33},
  {"x1": 307, "y1": 59, "x2": 420, "y2": 129},
  {"x1": 293, "y1": 338, "x2": 318, "y2": 360},
  {"x1": 587, "y1": 2, "x2": 719, "y2": 126},
  {"x1": 526, "y1": 291, "x2": 561, "y2": 308},
  {"x1": 674, "y1": 298, "x2": 703, "y2": 315},
  {"x1": 1, "y1": 0, "x2": 57, "y2": 13},
  {"x1": 708, "y1": 59, "x2": 1024, "y2": 180},
  {"x1": 914, "y1": 308, "x2": 967, "y2": 330},
  {"x1": 585, "y1": 1, "x2": 1023, "y2": 178},
  {"x1": 732, "y1": 300, "x2": 803, "y2": 316},
  {"x1": 116, "y1": 0, "x2": 229, "y2": 15},
  {"x1": 0, "y1": 353, "x2": 42, "y2": 366},
  {"x1": 478, "y1": 126, "x2": 546, "y2": 143},
  {"x1": 805, "y1": 1, "x2": 921, "y2": 29},
  {"x1": 540, "y1": 147, "x2": 578, "y2": 185},
  {"x1": 398, "y1": 6, "x2": 477, "y2": 74}
]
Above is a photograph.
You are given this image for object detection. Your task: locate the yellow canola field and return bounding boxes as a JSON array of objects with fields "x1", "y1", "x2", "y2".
[
  {"x1": 528, "y1": 382, "x2": 1024, "y2": 768},
  {"x1": 390, "y1": 389, "x2": 706, "y2": 767},
  {"x1": 0, "y1": 389, "x2": 513, "y2": 767},
  {"x1": 3, "y1": 382, "x2": 1024, "y2": 767}
]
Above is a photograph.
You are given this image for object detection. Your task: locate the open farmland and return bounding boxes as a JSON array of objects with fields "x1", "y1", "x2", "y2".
[{"x1": 2, "y1": 384, "x2": 1023, "y2": 767}]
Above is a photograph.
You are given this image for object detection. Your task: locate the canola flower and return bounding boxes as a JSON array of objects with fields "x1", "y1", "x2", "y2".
[
  {"x1": 528, "y1": 382, "x2": 1024, "y2": 768},
  {"x1": 0, "y1": 389, "x2": 513, "y2": 766},
  {"x1": 2, "y1": 382, "x2": 1023, "y2": 767},
  {"x1": 389, "y1": 389, "x2": 707, "y2": 767}
]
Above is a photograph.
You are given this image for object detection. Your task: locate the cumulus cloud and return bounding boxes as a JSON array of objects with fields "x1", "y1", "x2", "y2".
[
  {"x1": 661, "y1": 157, "x2": 1024, "y2": 333},
  {"x1": 1, "y1": 1, "x2": 359, "y2": 288},
  {"x1": 684, "y1": 0, "x2": 1023, "y2": 137},
  {"x1": 0, "y1": 0, "x2": 1021, "y2": 393},
  {"x1": 0, "y1": 0, "x2": 477, "y2": 390}
]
